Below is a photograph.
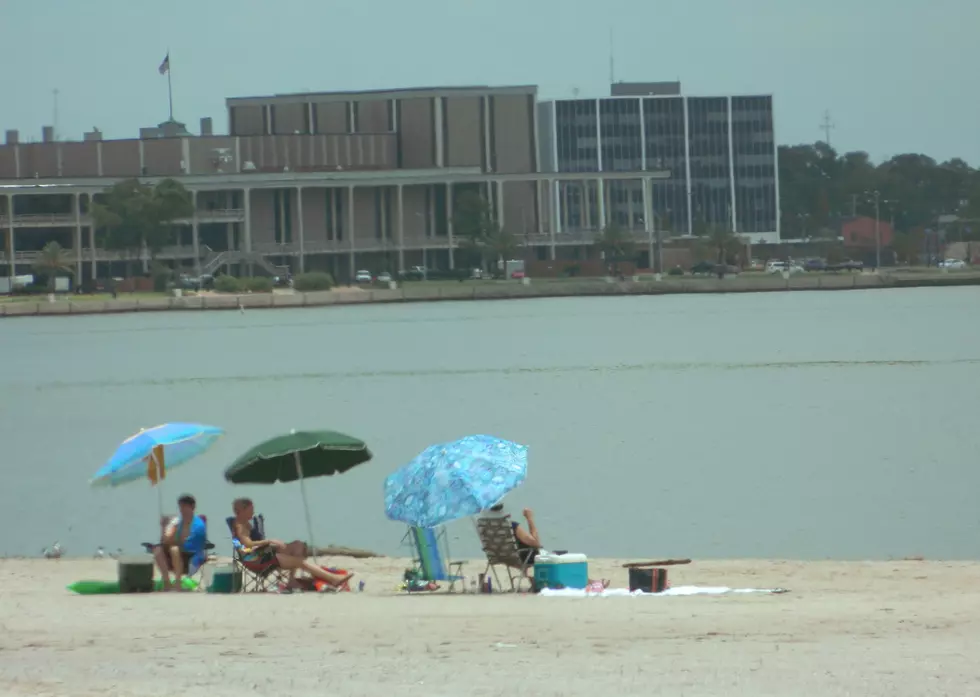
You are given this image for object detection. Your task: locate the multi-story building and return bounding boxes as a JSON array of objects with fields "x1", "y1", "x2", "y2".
[
  {"x1": 0, "y1": 81, "x2": 776, "y2": 285},
  {"x1": 537, "y1": 82, "x2": 779, "y2": 245}
]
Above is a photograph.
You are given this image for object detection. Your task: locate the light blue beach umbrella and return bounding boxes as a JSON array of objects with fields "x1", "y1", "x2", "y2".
[
  {"x1": 91, "y1": 423, "x2": 224, "y2": 514},
  {"x1": 384, "y1": 434, "x2": 528, "y2": 528}
]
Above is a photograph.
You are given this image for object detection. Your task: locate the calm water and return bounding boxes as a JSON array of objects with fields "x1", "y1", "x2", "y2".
[{"x1": 2, "y1": 288, "x2": 978, "y2": 561}]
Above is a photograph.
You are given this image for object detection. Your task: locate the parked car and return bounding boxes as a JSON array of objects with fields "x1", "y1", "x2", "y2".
[
  {"x1": 355, "y1": 269, "x2": 373, "y2": 283},
  {"x1": 939, "y1": 258, "x2": 967, "y2": 269},
  {"x1": 398, "y1": 266, "x2": 427, "y2": 281},
  {"x1": 826, "y1": 260, "x2": 864, "y2": 272},
  {"x1": 377, "y1": 272, "x2": 393, "y2": 283},
  {"x1": 511, "y1": 270, "x2": 526, "y2": 279},
  {"x1": 767, "y1": 261, "x2": 804, "y2": 274},
  {"x1": 690, "y1": 261, "x2": 716, "y2": 275},
  {"x1": 804, "y1": 258, "x2": 827, "y2": 271}
]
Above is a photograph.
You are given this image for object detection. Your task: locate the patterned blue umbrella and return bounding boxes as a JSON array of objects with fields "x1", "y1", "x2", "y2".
[{"x1": 384, "y1": 435, "x2": 528, "y2": 528}]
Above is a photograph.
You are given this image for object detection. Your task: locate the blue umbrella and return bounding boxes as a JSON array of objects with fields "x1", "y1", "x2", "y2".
[
  {"x1": 91, "y1": 423, "x2": 224, "y2": 489},
  {"x1": 384, "y1": 434, "x2": 528, "y2": 528}
]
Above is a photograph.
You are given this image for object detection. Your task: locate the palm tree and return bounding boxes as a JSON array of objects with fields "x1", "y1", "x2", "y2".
[{"x1": 33, "y1": 241, "x2": 74, "y2": 292}]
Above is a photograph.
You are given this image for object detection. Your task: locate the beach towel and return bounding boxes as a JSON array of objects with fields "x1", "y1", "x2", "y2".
[{"x1": 540, "y1": 586, "x2": 788, "y2": 598}]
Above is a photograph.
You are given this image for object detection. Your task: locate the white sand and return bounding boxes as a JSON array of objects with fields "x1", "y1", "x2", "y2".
[{"x1": 2, "y1": 557, "x2": 979, "y2": 697}]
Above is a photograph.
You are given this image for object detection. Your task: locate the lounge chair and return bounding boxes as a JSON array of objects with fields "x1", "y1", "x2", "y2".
[
  {"x1": 474, "y1": 515, "x2": 532, "y2": 592},
  {"x1": 225, "y1": 515, "x2": 289, "y2": 592},
  {"x1": 141, "y1": 514, "x2": 215, "y2": 589},
  {"x1": 405, "y1": 526, "x2": 465, "y2": 593}
]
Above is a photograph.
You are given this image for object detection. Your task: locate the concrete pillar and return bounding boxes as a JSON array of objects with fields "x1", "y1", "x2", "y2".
[
  {"x1": 560, "y1": 183, "x2": 569, "y2": 233},
  {"x1": 5, "y1": 194, "x2": 14, "y2": 282},
  {"x1": 347, "y1": 186, "x2": 355, "y2": 281},
  {"x1": 396, "y1": 184, "x2": 405, "y2": 272},
  {"x1": 546, "y1": 179, "x2": 556, "y2": 260},
  {"x1": 642, "y1": 177, "x2": 654, "y2": 270},
  {"x1": 597, "y1": 178, "x2": 606, "y2": 230},
  {"x1": 583, "y1": 181, "x2": 592, "y2": 231},
  {"x1": 296, "y1": 186, "x2": 305, "y2": 273},
  {"x1": 243, "y1": 187, "x2": 252, "y2": 252},
  {"x1": 495, "y1": 181, "x2": 505, "y2": 229},
  {"x1": 73, "y1": 193, "x2": 83, "y2": 281},
  {"x1": 553, "y1": 180, "x2": 562, "y2": 234},
  {"x1": 88, "y1": 196, "x2": 96, "y2": 281},
  {"x1": 445, "y1": 182, "x2": 454, "y2": 269},
  {"x1": 191, "y1": 190, "x2": 201, "y2": 276}
]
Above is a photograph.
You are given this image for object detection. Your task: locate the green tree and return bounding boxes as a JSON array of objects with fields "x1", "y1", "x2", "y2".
[
  {"x1": 483, "y1": 228, "x2": 520, "y2": 272},
  {"x1": 91, "y1": 178, "x2": 194, "y2": 278},
  {"x1": 32, "y1": 241, "x2": 74, "y2": 292},
  {"x1": 451, "y1": 190, "x2": 522, "y2": 273},
  {"x1": 593, "y1": 224, "x2": 635, "y2": 273}
]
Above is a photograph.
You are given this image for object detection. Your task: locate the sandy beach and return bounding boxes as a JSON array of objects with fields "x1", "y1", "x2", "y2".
[{"x1": 2, "y1": 557, "x2": 979, "y2": 696}]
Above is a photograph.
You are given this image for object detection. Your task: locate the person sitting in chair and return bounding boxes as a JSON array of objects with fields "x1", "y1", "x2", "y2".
[
  {"x1": 231, "y1": 497, "x2": 353, "y2": 589},
  {"x1": 153, "y1": 494, "x2": 207, "y2": 591},
  {"x1": 482, "y1": 502, "x2": 542, "y2": 569}
]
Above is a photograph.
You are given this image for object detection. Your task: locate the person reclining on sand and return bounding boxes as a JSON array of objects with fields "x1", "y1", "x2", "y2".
[
  {"x1": 231, "y1": 497, "x2": 353, "y2": 589},
  {"x1": 153, "y1": 493, "x2": 207, "y2": 591}
]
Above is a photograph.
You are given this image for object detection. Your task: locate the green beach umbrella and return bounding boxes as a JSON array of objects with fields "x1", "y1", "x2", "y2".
[{"x1": 224, "y1": 429, "x2": 372, "y2": 557}]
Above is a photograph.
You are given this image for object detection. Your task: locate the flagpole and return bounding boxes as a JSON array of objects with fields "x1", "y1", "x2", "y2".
[{"x1": 166, "y1": 50, "x2": 174, "y2": 121}]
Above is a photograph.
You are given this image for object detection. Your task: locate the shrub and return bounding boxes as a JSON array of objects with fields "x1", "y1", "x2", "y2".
[
  {"x1": 150, "y1": 262, "x2": 174, "y2": 292},
  {"x1": 213, "y1": 275, "x2": 242, "y2": 293},
  {"x1": 667, "y1": 266, "x2": 684, "y2": 276},
  {"x1": 242, "y1": 276, "x2": 273, "y2": 293},
  {"x1": 293, "y1": 272, "x2": 334, "y2": 292}
]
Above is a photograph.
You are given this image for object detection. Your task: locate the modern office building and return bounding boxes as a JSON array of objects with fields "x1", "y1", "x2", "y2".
[
  {"x1": 1, "y1": 80, "x2": 776, "y2": 284},
  {"x1": 537, "y1": 82, "x2": 779, "y2": 243}
]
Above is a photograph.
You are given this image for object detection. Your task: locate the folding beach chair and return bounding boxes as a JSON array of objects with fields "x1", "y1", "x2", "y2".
[
  {"x1": 225, "y1": 515, "x2": 289, "y2": 592},
  {"x1": 404, "y1": 526, "x2": 465, "y2": 592},
  {"x1": 142, "y1": 515, "x2": 216, "y2": 590},
  {"x1": 474, "y1": 515, "x2": 532, "y2": 592}
]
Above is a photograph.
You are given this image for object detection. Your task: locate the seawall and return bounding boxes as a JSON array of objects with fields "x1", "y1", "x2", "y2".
[{"x1": 2, "y1": 272, "x2": 979, "y2": 318}]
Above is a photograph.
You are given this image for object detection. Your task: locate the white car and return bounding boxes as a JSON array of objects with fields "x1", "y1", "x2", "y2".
[
  {"x1": 766, "y1": 261, "x2": 803, "y2": 274},
  {"x1": 355, "y1": 270, "x2": 373, "y2": 283},
  {"x1": 376, "y1": 272, "x2": 393, "y2": 283},
  {"x1": 939, "y1": 259, "x2": 967, "y2": 270}
]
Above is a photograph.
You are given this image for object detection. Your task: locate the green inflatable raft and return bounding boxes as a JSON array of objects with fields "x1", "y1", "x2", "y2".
[{"x1": 68, "y1": 577, "x2": 199, "y2": 594}]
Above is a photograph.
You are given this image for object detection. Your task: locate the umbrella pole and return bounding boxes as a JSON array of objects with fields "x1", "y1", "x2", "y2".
[{"x1": 294, "y1": 451, "x2": 318, "y2": 564}]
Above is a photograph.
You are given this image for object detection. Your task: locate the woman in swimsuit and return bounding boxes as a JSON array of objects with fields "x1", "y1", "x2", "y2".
[{"x1": 231, "y1": 498, "x2": 353, "y2": 589}]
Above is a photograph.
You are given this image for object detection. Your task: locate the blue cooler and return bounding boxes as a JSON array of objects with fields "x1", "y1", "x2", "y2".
[{"x1": 533, "y1": 553, "x2": 588, "y2": 590}]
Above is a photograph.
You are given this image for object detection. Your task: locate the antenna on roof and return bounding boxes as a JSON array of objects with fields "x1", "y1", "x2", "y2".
[{"x1": 608, "y1": 27, "x2": 615, "y2": 85}]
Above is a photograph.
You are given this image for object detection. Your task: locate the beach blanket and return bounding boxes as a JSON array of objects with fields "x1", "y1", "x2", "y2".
[{"x1": 539, "y1": 585, "x2": 788, "y2": 598}]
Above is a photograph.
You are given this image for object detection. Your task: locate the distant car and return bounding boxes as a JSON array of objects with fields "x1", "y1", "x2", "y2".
[
  {"x1": 939, "y1": 259, "x2": 967, "y2": 269},
  {"x1": 355, "y1": 269, "x2": 373, "y2": 283},
  {"x1": 690, "y1": 261, "x2": 716, "y2": 275},
  {"x1": 511, "y1": 270, "x2": 526, "y2": 279},
  {"x1": 471, "y1": 268, "x2": 484, "y2": 280},
  {"x1": 766, "y1": 261, "x2": 787, "y2": 274},
  {"x1": 804, "y1": 258, "x2": 827, "y2": 271},
  {"x1": 826, "y1": 260, "x2": 864, "y2": 272},
  {"x1": 398, "y1": 266, "x2": 426, "y2": 281},
  {"x1": 377, "y1": 272, "x2": 393, "y2": 283}
]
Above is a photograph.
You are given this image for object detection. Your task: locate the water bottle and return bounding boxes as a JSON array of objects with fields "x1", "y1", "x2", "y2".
[
  {"x1": 358, "y1": 580, "x2": 365, "y2": 593},
  {"x1": 486, "y1": 576, "x2": 493, "y2": 594}
]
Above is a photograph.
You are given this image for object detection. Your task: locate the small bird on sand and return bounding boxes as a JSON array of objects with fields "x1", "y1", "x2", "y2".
[
  {"x1": 42, "y1": 542, "x2": 64, "y2": 559},
  {"x1": 94, "y1": 546, "x2": 106, "y2": 559}
]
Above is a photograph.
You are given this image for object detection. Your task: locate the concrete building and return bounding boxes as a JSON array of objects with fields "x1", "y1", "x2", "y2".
[
  {"x1": 537, "y1": 82, "x2": 779, "y2": 245},
  {"x1": 3, "y1": 82, "x2": 778, "y2": 285}
]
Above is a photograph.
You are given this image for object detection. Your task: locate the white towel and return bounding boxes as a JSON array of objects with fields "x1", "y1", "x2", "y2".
[{"x1": 539, "y1": 586, "x2": 788, "y2": 598}]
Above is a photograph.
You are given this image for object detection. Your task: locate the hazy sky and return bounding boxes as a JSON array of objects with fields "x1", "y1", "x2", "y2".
[{"x1": 2, "y1": 0, "x2": 977, "y2": 165}]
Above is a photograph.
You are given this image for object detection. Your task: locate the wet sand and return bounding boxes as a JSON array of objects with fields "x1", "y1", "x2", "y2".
[{"x1": 2, "y1": 557, "x2": 979, "y2": 697}]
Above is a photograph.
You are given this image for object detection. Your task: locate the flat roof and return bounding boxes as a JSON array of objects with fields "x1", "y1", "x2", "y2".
[{"x1": 227, "y1": 84, "x2": 538, "y2": 106}]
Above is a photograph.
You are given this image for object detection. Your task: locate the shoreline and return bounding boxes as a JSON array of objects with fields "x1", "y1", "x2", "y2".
[
  {"x1": 3, "y1": 557, "x2": 980, "y2": 696},
  {"x1": 2, "y1": 271, "x2": 978, "y2": 318}
]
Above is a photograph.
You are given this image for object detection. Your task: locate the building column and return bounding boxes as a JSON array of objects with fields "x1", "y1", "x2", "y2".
[
  {"x1": 445, "y1": 182, "x2": 454, "y2": 269},
  {"x1": 296, "y1": 186, "x2": 305, "y2": 273},
  {"x1": 583, "y1": 181, "x2": 592, "y2": 231},
  {"x1": 560, "y1": 183, "x2": 569, "y2": 233},
  {"x1": 597, "y1": 178, "x2": 606, "y2": 230},
  {"x1": 5, "y1": 194, "x2": 14, "y2": 283},
  {"x1": 642, "y1": 177, "x2": 654, "y2": 271},
  {"x1": 495, "y1": 181, "x2": 505, "y2": 229},
  {"x1": 88, "y1": 195, "x2": 97, "y2": 281},
  {"x1": 553, "y1": 180, "x2": 562, "y2": 234},
  {"x1": 396, "y1": 184, "x2": 405, "y2": 272},
  {"x1": 73, "y1": 193, "x2": 83, "y2": 281},
  {"x1": 191, "y1": 190, "x2": 201, "y2": 277},
  {"x1": 243, "y1": 187, "x2": 252, "y2": 253},
  {"x1": 347, "y1": 186, "x2": 355, "y2": 282},
  {"x1": 546, "y1": 179, "x2": 556, "y2": 260}
]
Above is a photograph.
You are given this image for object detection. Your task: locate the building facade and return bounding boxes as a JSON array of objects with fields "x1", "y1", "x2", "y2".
[
  {"x1": 1, "y1": 81, "x2": 776, "y2": 284},
  {"x1": 537, "y1": 83, "x2": 779, "y2": 244}
]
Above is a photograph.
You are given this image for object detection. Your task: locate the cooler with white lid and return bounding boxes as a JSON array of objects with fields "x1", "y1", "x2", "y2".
[{"x1": 533, "y1": 553, "x2": 588, "y2": 590}]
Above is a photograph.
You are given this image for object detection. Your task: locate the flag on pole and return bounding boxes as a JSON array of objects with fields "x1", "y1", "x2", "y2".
[{"x1": 158, "y1": 53, "x2": 170, "y2": 75}]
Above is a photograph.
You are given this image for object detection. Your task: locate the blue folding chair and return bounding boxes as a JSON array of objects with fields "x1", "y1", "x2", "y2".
[{"x1": 406, "y1": 526, "x2": 465, "y2": 592}]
